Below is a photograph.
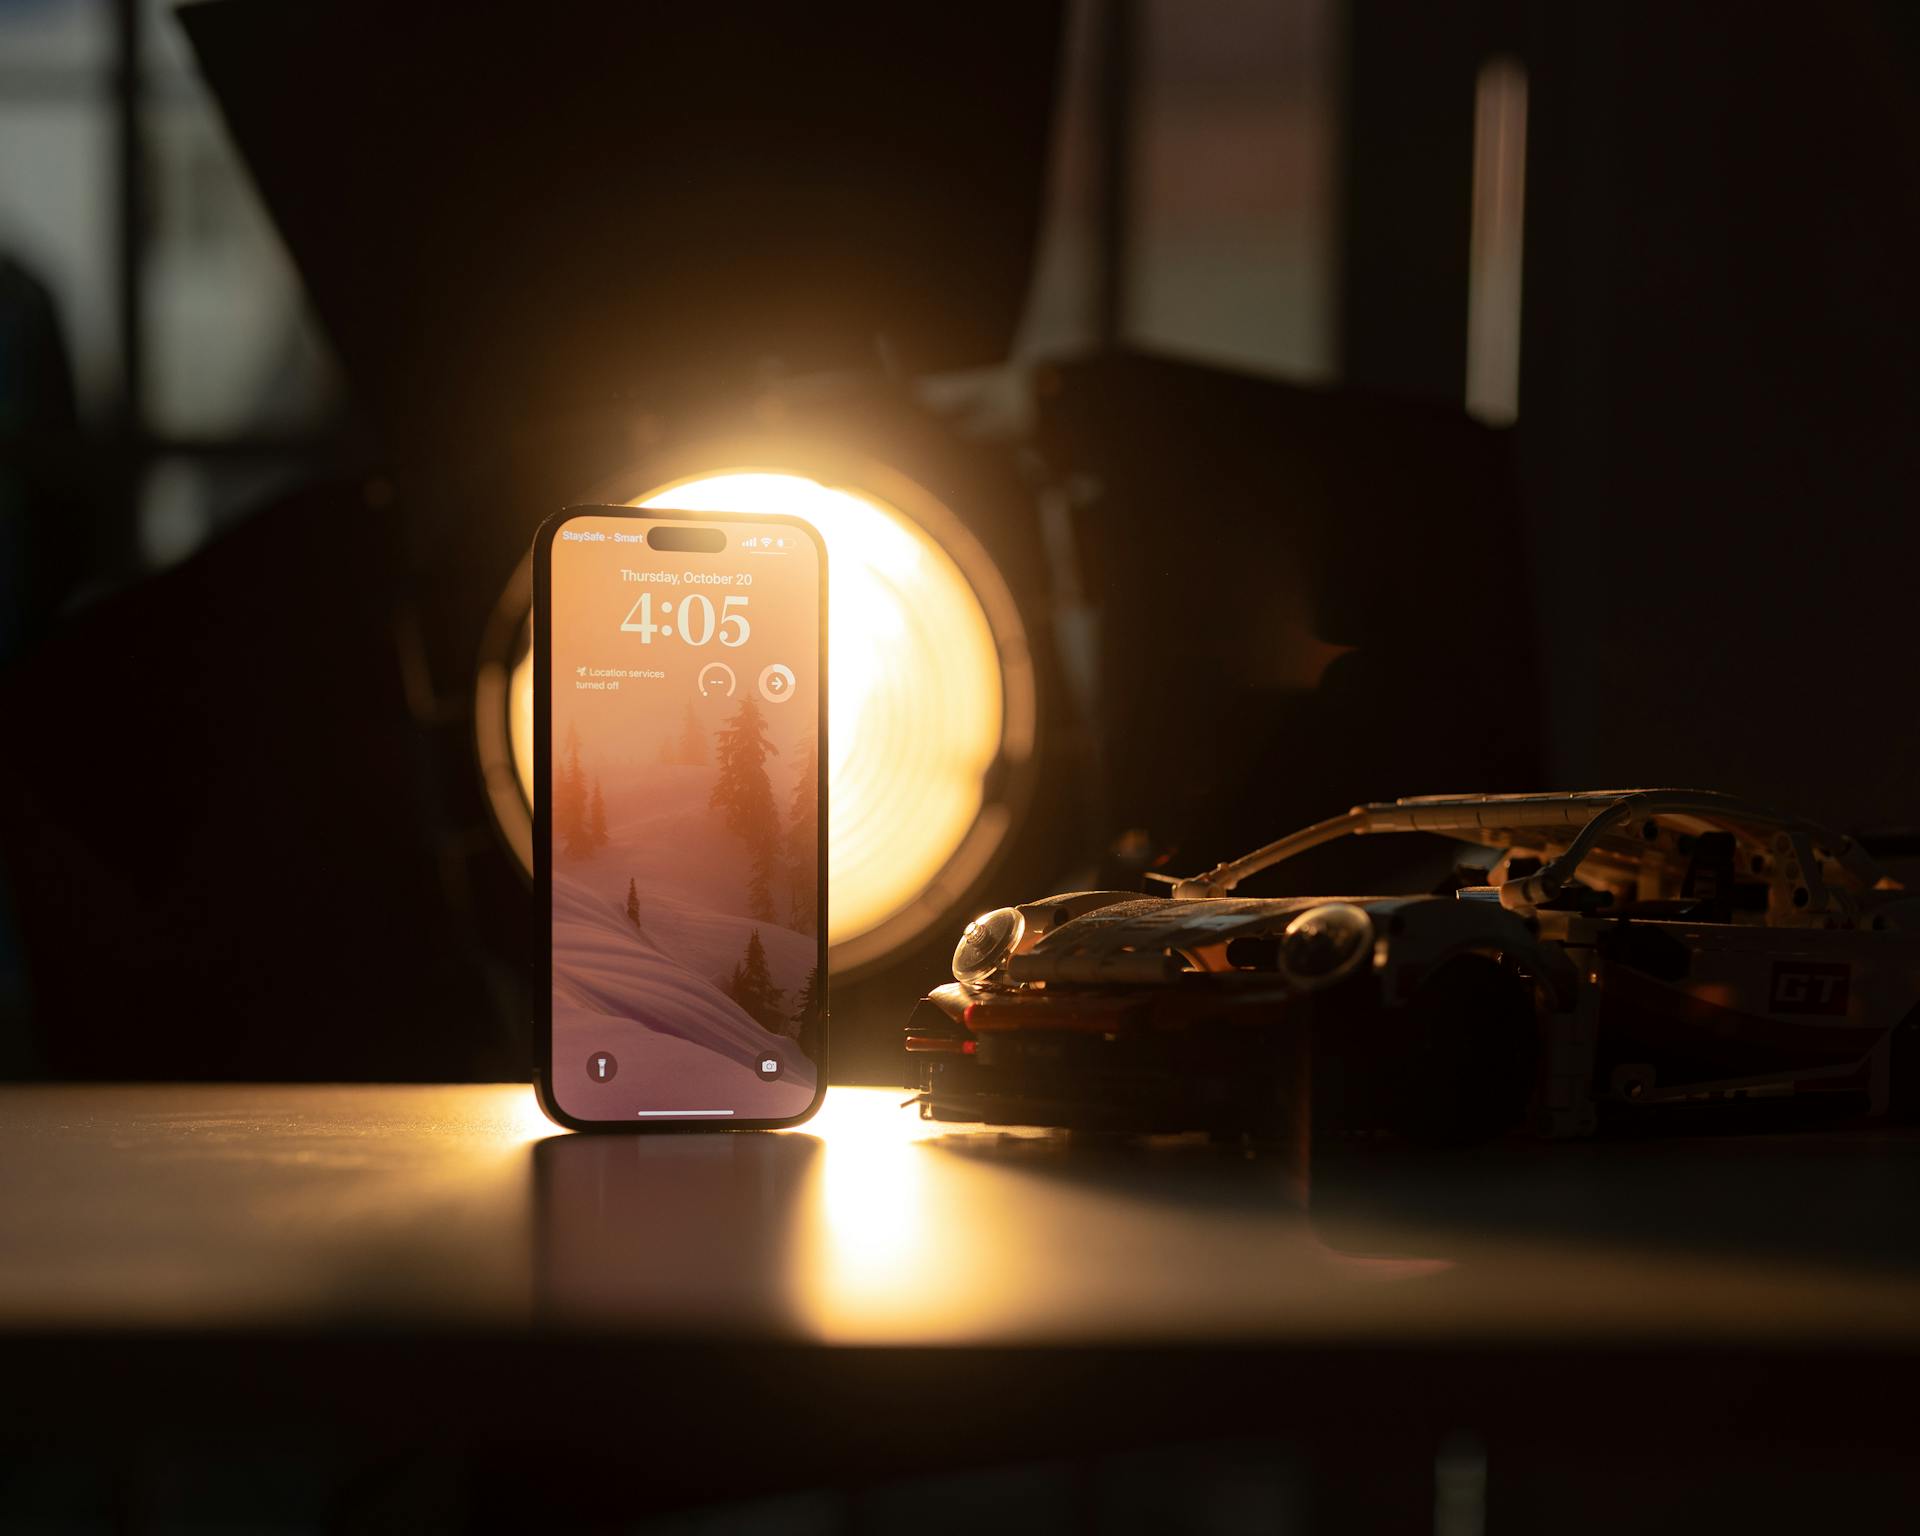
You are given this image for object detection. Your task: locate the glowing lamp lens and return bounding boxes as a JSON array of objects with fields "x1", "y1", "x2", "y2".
[{"x1": 640, "y1": 472, "x2": 1005, "y2": 960}]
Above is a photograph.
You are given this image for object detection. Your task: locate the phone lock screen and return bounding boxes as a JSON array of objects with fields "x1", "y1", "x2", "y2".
[{"x1": 535, "y1": 507, "x2": 825, "y2": 1129}]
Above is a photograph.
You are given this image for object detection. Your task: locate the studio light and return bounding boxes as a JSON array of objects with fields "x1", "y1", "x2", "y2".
[{"x1": 479, "y1": 457, "x2": 1037, "y2": 979}]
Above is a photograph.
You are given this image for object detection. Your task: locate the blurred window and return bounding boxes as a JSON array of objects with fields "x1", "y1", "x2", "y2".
[
  {"x1": 1130, "y1": 0, "x2": 1339, "y2": 380},
  {"x1": 0, "y1": 0, "x2": 108, "y2": 66},
  {"x1": 0, "y1": 96, "x2": 114, "y2": 414},
  {"x1": 140, "y1": 90, "x2": 340, "y2": 439},
  {"x1": 0, "y1": 0, "x2": 346, "y2": 574},
  {"x1": 1015, "y1": 0, "x2": 1340, "y2": 382}
]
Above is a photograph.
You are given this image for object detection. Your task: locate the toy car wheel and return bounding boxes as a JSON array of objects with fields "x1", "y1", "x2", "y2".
[{"x1": 1381, "y1": 952, "x2": 1538, "y2": 1147}]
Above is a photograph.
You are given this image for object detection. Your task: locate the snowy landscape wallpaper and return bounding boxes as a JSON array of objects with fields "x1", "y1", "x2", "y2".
[{"x1": 547, "y1": 514, "x2": 822, "y2": 1123}]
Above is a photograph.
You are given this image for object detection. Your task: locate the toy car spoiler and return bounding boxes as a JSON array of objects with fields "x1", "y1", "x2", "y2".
[{"x1": 1168, "y1": 788, "x2": 1888, "y2": 918}]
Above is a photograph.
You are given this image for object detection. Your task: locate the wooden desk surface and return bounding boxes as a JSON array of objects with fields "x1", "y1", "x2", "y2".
[{"x1": 3, "y1": 1083, "x2": 1917, "y2": 1346}]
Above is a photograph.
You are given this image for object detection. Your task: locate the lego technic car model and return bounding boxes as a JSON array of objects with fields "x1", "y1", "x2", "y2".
[{"x1": 904, "y1": 790, "x2": 1920, "y2": 1142}]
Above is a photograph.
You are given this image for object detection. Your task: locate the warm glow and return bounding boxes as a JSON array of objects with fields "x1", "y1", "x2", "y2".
[
  {"x1": 794, "y1": 1082, "x2": 950, "y2": 1148},
  {"x1": 788, "y1": 1087, "x2": 961, "y2": 1339},
  {"x1": 509, "y1": 652, "x2": 534, "y2": 808},
  {"x1": 641, "y1": 472, "x2": 1004, "y2": 953},
  {"x1": 502, "y1": 1084, "x2": 564, "y2": 1145}
]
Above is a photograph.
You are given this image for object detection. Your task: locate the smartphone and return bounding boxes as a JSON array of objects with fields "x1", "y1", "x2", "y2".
[{"x1": 532, "y1": 504, "x2": 826, "y2": 1131}]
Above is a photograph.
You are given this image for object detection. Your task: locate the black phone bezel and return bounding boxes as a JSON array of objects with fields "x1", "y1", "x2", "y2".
[{"x1": 530, "y1": 503, "x2": 829, "y2": 1133}]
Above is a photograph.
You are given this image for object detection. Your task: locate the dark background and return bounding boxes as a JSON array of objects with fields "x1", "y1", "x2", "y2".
[{"x1": 1, "y1": 0, "x2": 1917, "y2": 1084}]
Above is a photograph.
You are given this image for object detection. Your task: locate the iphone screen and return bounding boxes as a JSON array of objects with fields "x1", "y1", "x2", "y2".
[{"x1": 542, "y1": 509, "x2": 823, "y2": 1126}]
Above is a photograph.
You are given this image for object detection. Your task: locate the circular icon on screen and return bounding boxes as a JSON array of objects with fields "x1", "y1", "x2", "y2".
[
  {"x1": 587, "y1": 1051, "x2": 618, "y2": 1083},
  {"x1": 755, "y1": 1051, "x2": 783, "y2": 1080},
  {"x1": 698, "y1": 662, "x2": 736, "y2": 698},
  {"x1": 757, "y1": 663, "x2": 796, "y2": 704}
]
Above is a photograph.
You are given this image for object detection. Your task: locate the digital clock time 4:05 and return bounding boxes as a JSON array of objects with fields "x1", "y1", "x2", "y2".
[{"x1": 619, "y1": 592, "x2": 750, "y2": 646}]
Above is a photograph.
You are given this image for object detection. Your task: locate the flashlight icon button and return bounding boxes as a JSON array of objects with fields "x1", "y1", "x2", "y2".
[{"x1": 757, "y1": 664, "x2": 796, "y2": 704}]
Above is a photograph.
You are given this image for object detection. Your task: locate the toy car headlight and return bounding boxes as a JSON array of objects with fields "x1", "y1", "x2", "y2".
[
  {"x1": 1278, "y1": 903, "x2": 1374, "y2": 990},
  {"x1": 953, "y1": 906, "x2": 1027, "y2": 986}
]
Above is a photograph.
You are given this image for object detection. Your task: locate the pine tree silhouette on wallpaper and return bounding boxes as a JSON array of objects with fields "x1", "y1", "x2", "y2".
[
  {"x1": 710, "y1": 696, "x2": 781, "y2": 921},
  {"x1": 624, "y1": 877, "x2": 642, "y2": 930},
  {"x1": 785, "y1": 734, "x2": 818, "y2": 932},
  {"x1": 555, "y1": 723, "x2": 609, "y2": 860},
  {"x1": 678, "y1": 700, "x2": 709, "y2": 767},
  {"x1": 656, "y1": 701, "x2": 711, "y2": 767},
  {"x1": 790, "y1": 965, "x2": 822, "y2": 1039},
  {"x1": 723, "y1": 929, "x2": 786, "y2": 1032},
  {"x1": 556, "y1": 724, "x2": 586, "y2": 856}
]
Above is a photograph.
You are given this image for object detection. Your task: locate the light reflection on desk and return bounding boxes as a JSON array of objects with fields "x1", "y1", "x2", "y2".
[
  {"x1": 798, "y1": 1087, "x2": 960, "y2": 1339},
  {"x1": 783, "y1": 1090, "x2": 1448, "y2": 1343}
]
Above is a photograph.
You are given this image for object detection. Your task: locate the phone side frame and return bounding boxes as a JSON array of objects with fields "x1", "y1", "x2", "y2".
[{"x1": 530, "y1": 503, "x2": 829, "y2": 1133}]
